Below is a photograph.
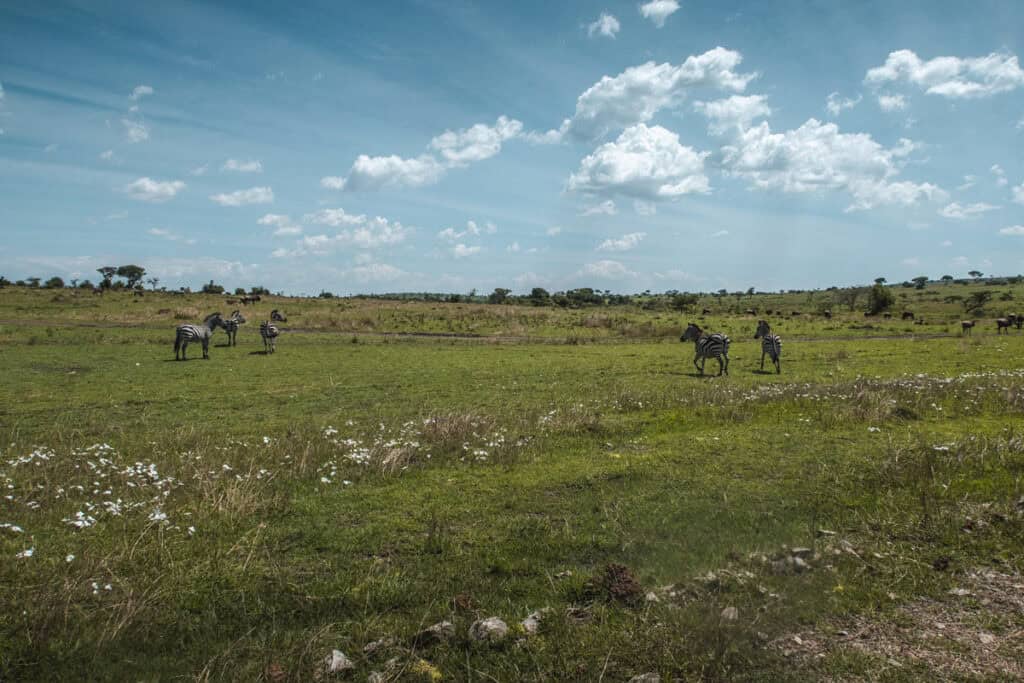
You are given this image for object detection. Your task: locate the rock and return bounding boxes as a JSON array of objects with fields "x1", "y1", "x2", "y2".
[
  {"x1": 554, "y1": 570, "x2": 573, "y2": 579},
  {"x1": 790, "y1": 547, "x2": 813, "y2": 559},
  {"x1": 416, "y1": 621, "x2": 454, "y2": 645},
  {"x1": 720, "y1": 606, "x2": 739, "y2": 622},
  {"x1": 322, "y1": 650, "x2": 354, "y2": 676},
  {"x1": 644, "y1": 591, "x2": 660, "y2": 603},
  {"x1": 792, "y1": 556, "x2": 812, "y2": 572},
  {"x1": 628, "y1": 674, "x2": 660, "y2": 683},
  {"x1": 363, "y1": 637, "x2": 395, "y2": 655},
  {"x1": 469, "y1": 617, "x2": 508, "y2": 642},
  {"x1": 521, "y1": 608, "x2": 551, "y2": 635},
  {"x1": 367, "y1": 673, "x2": 386, "y2": 683},
  {"x1": 978, "y1": 632, "x2": 996, "y2": 645}
]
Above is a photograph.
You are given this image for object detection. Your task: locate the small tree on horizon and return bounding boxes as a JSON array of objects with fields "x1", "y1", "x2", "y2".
[
  {"x1": 44, "y1": 276, "x2": 64, "y2": 288},
  {"x1": 874, "y1": 277, "x2": 887, "y2": 285},
  {"x1": 866, "y1": 283, "x2": 895, "y2": 314},
  {"x1": 912, "y1": 276, "x2": 929, "y2": 290},
  {"x1": 116, "y1": 264, "x2": 146, "y2": 289},
  {"x1": 97, "y1": 266, "x2": 117, "y2": 289},
  {"x1": 968, "y1": 270, "x2": 983, "y2": 280},
  {"x1": 941, "y1": 275, "x2": 954, "y2": 285}
]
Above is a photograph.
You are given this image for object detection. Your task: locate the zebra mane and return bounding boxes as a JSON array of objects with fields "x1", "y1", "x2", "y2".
[{"x1": 203, "y1": 311, "x2": 223, "y2": 324}]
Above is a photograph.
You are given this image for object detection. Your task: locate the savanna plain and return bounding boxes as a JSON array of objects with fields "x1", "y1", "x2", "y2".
[{"x1": 1, "y1": 282, "x2": 1023, "y2": 682}]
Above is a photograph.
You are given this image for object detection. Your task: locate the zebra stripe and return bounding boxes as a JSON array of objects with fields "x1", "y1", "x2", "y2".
[
  {"x1": 221, "y1": 310, "x2": 246, "y2": 346},
  {"x1": 680, "y1": 322, "x2": 730, "y2": 376},
  {"x1": 260, "y1": 321, "x2": 280, "y2": 354},
  {"x1": 754, "y1": 320, "x2": 782, "y2": 374},
  {"x1": 174, "y1": 312, "x2": 222, "y2": 361}
]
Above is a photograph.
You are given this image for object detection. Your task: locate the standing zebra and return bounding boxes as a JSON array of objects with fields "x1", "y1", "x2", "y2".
[
  {"x1": 961, "y1": 320, "x2": 976, "y2": 335},
  {"x1": 221, "y1": 310, "x2": 246, "y2": 346},
  {"x1": 259, "y1": 321, "x2": 280, "y2": 354},
  {"x1": 996, "y1": 317, "x2": 1013, "y2": 334},
  {"x1": 754, "y1": 320, "x2": 782, "y2": 374},
  {"x1": 174, "y1": 312, "x2": 223, "y2": 360},
  {"x1": 270, "y1": 309, "x2": 287, "y2": 322},
  {"x1": 680, "y1": 322, "x2": 730, "y2": 376}
]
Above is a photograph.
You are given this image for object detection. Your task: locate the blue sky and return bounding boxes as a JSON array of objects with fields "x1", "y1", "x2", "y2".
[{"x1": 1, "y1": 0, "x2": 1022, "y2": 295}]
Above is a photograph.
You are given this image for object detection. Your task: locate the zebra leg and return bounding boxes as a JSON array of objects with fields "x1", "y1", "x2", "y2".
[
  {"x1": 775, "y1": 355, "x2": 781, "y2": 374},
  {"x1": 181, "y1": 340, "x2": 188, "y2": 360},
  {"x1": 760, "y1": 350, "x2": 765, "y2": 370},
  {"x1": 693, "y1": 355, "x2": 701, "y2": 374},
  {"x1": 724, "y1": 354, "x2": 729, "y2": 375},
  {"x1": 203, "y1": 340, "x2": 209, "y2": 359}
]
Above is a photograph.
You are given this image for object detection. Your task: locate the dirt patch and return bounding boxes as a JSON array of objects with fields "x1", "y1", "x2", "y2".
[{"x1": 775, "y1": 568, "x2": 1024, "y2": 679}]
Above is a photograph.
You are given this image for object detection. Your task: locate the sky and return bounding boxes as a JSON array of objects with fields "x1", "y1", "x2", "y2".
[{"x1": 1, "y1": 0, "x2": 1023, "y2": 295}]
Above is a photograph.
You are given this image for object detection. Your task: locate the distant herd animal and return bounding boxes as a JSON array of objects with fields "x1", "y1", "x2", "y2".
[{"x1": 173, "y1": 308, "x2": 286, "y2": 360}]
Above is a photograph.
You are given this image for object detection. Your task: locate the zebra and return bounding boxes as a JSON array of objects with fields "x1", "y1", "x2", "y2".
[
  {"x1": 270, "y1": 309, "x2": 287, "y2": 322},
  {"x1": 220, "y1": 310, "x2": 246, "y2": 346},
  {"x1": 680, "y1": 322, "x2": 730, "y2": 376},
  {"x1": 754, "y1": 319, "x2": 782, "y2": 374},
  {"x1": 174, "y1": 312, "x2": 223, "y2": 360},
  {"x1": 996, "y1": 317, "x2": 1013, "y2": 334},
  {"x1": 1015, "y1": 314, "x2": 1023, "y2": 331},
  {"x1": 961, "y1": 320, "x2": 976, "y2": 335},
  {"x1": 902, "y1": 311, "x2": 914, "y2": 320},
  {"x1": 260, "y1": 321, "x2": 280, "y2": 354}
]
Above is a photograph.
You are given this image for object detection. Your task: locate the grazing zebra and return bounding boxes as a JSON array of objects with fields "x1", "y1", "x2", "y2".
[
  {"x1": 259, "y1": 321, "x2": 280, "y2": 354},
  {"x1": 754, "y1": 320, "x2": 782, "y2": 374},
  {"x1": 961, "y1": 320, "x2": 976, "y2": 335},
  {"x1": 823, "y1": 310, "x2": 832, "y2": 319},
  {"x1": 220, "y1": 310, "x2": 246, "y2": 346},
  {"x1": 174, "y1": 312, "x2": 223, "y2": 361},
  {"x1": 996, "y1": 317, "x2": 1013, "y2": 334},
  {"x1": 270, "y1": 309, "x2": 287, "y2": 322},
  {"x1": 902, "y1": 311, "x2": 914, "y2": 320},
  {"x1": 680, "y1": 322, "x2": 730, "y2": 376}
]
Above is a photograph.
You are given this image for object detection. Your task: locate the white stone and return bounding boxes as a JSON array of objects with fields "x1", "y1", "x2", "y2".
[{"x1": 469, "y1": 617, "x2": 509, "y2": 642}]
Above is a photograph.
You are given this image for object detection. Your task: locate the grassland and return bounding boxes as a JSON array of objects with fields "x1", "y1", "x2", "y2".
[{"x1": 1, "y1": 284, "x2": 1023, "y2": 681}]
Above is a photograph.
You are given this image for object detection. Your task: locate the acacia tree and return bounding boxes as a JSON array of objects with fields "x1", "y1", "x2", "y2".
[
  {"x1": 964, "y1": 291, "x2": 992, "y2": 313},
  {"x1": 912, "y1": 276, "x2": 929, "y2": 290},
  {"x1": 116, "y1": 265, "x2": 146, "y2": 289},
  {"x1": 941, "y1": 275, "x2": 954, "y2": 285},
  {"x1": 97, "y1": 266, "x2": 117, "y2": 288},
  {"x1": 874, "y1": 277, "x2": 887, "y2": 285},
  {"x1": 968, "y1": 270, "x2": 983, "y2": 279}
]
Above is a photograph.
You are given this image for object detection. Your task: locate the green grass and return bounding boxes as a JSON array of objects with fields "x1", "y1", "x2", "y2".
[{"x1": 1, "y1": 287, "x2": 1023, "y2": 681}]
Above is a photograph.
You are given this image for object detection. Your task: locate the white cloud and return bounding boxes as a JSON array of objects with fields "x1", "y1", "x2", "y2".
[
  {"x1": 937, "y1": 201, "x2": 999, "y2": 219},
  {"x1": 991, "y1": 164, "x2": 1008, "y2": 186},
  {"x1": 587, "y1": 12, "x2": 620, "y2": 38},
  {"x1": 452, "y1": 243, "x2": 481, "y2": 258},
  {"x1": 323, "y1": 154, "x2": 444, "y2": 191},
  {"x1": 304, "y1": 208, "x2": 366, "y2": 227},
  {"x1": 506, "y1": 242, "x2": 521, "y2": 253},
  {"x1": 546, "y1": 226, "x2": 563, "y2": 236},
  {"x1": 719, "y1": 118, "x2": 945, "y2": 211},
  {"x1": 568, "y1": 124, "x2": 710, "y2": 200},
  {"x1": 639, "y1": 0, "x2": 680, "y2": 28},
  {"x1": 304, "y1": 210, "x2": 411, "y2": 249},
  {"x1": 956, "y1": 175, "x2": 976, "y2": 191},
  {"x1": 825, "y1": 92, "x2": 861, "y2": 116},
  {"x1": 581, "y1": 200, "x2": 618, "y2": 216},
  {"x1": 710, "y1": 229, "x2": 729, "y2": 238},
  {"x1": 634, "y1": 200, "x2": 657, "y2": 215},
  {"x1": 0, "y1": 81, "x2": 4, "y2": 101},
  {"x1": 124, "y1": 177, "x2": 185, "y2": 202},
  {"x1": 258, "y1": 213, "x2": 302, "y2": 236},
  {"x1": 209, "y1": 186, "x2": 274, "y2": 206},
  {"x1": 544, "y1": 47, "x2": 755, "y2": 141},
  {"x1": 129, "y1": 85, "x2": 154, "y2": 101},
  {"x1": 190, "y1": 164, "x2": 208, "y2": 176},
  {"x1": 581, "y1": 259, "x2": 635, "y2": 279},
  {"x1": 437, "y1": 220, "x2": 495, "y2": 242},
  {"x1": 147, "y1": 227, "x2": 196, "y2": 245},
  {"x1": 876, "y1": 93, "x2": 907, "y2": 111},
  {"x1": 654, "y1": 269, "x2": 703, "y2": 282},
  {"x1": 597, "y1": 232, "x2": 646, "y2": 252},
  {"x1": 998, "y1": 225, "x2": 1024, "y2": 236},
  {"x1": 695, "y1": 94, "x2": 772, "y2": 134},
  {"x1": 901, "y1": 256, "x2": 920, "y2": 266},
  {"x1": 99, "y1": 149, "x2": 114, "y2": 161},
  {"x1": 122, "y1": 119, "x2": 149, "y2": 143},
  {"x1": 514, "y1": 272, "x2": 547, "y2": 288},
  {"x1": 865, "y1": 49, "x2": 1024, "y2": 98},
  {"x1": 351, "y1": 262, "x2": 405, "y2": 282},
  {"x1": 430, "y1": 116, "x2": 522, "y2": 165},
  {"x1": 222, "y1": 159, "x2": 263, "y2": 173},
  {"x1": 1013, "y1": 183, "x2": 1024, "y2": 204},
  {"x1": 940, "y1": 240, "x2": 953, "y2": 247},
  {"x1": 1017, "y1": 117, "x2": 1024, "y2": 130}
]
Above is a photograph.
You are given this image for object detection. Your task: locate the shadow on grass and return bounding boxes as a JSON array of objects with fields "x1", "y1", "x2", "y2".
[{"x1": 248, "y1": 351, "x2": 269, "y2": 356}]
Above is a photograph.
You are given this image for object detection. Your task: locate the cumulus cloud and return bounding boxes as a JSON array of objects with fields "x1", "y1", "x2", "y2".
[
  {"x1": 437, "y1": 220, "x2": 496, "y2": 243},
  {"x1": 124, "y1": 177, "x2": 185, "y2": 202},
  {"x1": 546, "y1": 226, "x2": 563, "y2": 236},
  {"x1": 452, "y1": 243, "x2": 481, "y2": 258},
  {"x1": 129, "y1": 85, "x2": 154, "y2": 101},
  {"x1": 710, "y1": 229, "x2": 729, "y2": 238},
  {"x1": 865, "y1": 49, "x2": 1024, "y2": 98},
  {"x1": 825, "y1": 92, "x2": 861, "y2": 116},
  {"x1": 633, "y1": 200, "x2": 657, "y2": 215},
  {"x1": 956, "y1": 175, "x2": 977, "y2": 191},
  {"x1": 639, "y1": 0, "x2": 680, "y2": 28},
  {"x1": 991, "y1": 164, "x2": 1008, "y2": 186},
  {"x1": 99, "y1": 149, "x2": 114, "y2": 161},
  {"x1": 876, "y1": 93, "x2": 907, "y2": 111},
  {"x1": 587, "y1": 12, "x2": 620, "y2": 38},
  {"x1": 209, "y1": 186, "x2": 274, "y2": 206},
  {"x1": 581, "y1": 259, "x2": 635, "y2": 279},
  {"x1": 999, "y1": 225, "x2": 1024, "y2": 236},
  {"x1": 190, "y1": 164, "x2": 209, "y2": 176},
  {"x1": 122, "y1": 118, "x2": 149, "y2": 143},
  {"x1": 325, "y1": 117, "x2": 522, "y2": 191},
  {"x1": 567, "y1": 124, "x2": 710, "y2": 200},
  {"x1": 222, "y1": 159, "x2": 263, "y2": 173},
  {"x1": 351, "y1": 262, "x2": 405, "y2": 282},
  {"x1": 258, "y1": 213, "x2": 302, "y2": 236},
  {"x1": 597, "y1": 232, "x2": 646, "y2": 252},
  {"x1": 1013, "y1": 182, "x2": 1024, "y2": 204},
  {"x1": 940, "y1": 240, "x2": 953, "y2": 247},
  {"x1": 938, "y1": 201, "x2": 1000, "y2": 219},
  {"x1": 695, "y1": 94, "x2": 771, "y2": 134},
  {"x1": 581, "y1": 200, "x2": 618, "y2": 216},
  {"x1": 540, "y1": 47, "x2": 756, "y2": 141},
  {"x1": 302, "y1": 209, "x2": 411, "y2": 249},
  {"x1": 901, "y1": 256, "x2": 920, "y2": 266},
  {"x1": 430, "y1": 116, "x2": 523, "y2": 166},
  {"x1": 718, "y1": 118, "x2": 945, "y2": 211}
]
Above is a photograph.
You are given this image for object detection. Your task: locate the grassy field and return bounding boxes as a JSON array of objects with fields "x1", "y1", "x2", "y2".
[{"x1": 1, "y1": 285, "x2": 1023, "y2": 681}]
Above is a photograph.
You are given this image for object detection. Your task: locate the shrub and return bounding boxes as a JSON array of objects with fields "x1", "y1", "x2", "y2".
[{"x1": 866, "y1": 283, "x2": 895, "y2": 314}]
